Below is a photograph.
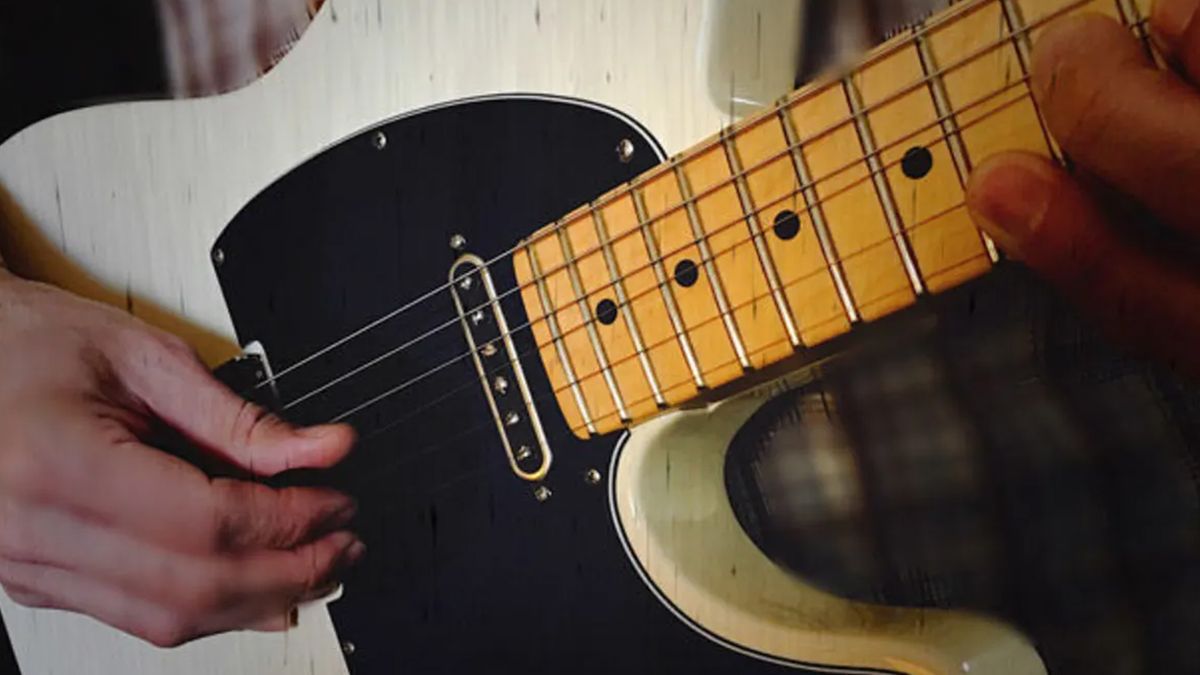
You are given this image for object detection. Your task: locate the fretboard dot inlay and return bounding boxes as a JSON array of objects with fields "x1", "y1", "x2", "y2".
[
  {"x1": 595, "y1": 299, "x2": 619, "y2": 325},
  {"x1": 772, "y1": 210, "x2": 801, "y2": 241},
  {"x1": 673, "y1": 259, "x2": 699, "y2": 288},
  {"x1": 901, "y1": 146, "x2": 934, "y2": 179}
]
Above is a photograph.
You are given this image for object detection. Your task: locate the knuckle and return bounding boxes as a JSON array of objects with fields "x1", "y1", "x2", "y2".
[
  {"x1": 142, "y1": 617, "x2": 195, "y2": 649},
  {"x1": 229, "y1": 401, "x2": 277, "y2": 450}
]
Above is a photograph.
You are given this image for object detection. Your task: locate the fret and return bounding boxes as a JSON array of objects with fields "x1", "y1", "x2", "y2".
[
  {"x1": 842, "y1": 76, "x2": 926, "y2": 296},
  {"x1": 927, "y1": 1, "x2": 1054, "y2": 165},
  {"x1": 1000, "y1": 0, "x2": 1062, "y2": 162},
  {"x1": 1116, "y1": 0, "x2": 1167, "y2": 67},
  {"x1": 854, "y1": 39, "x2": 992, "y2": 293},
  {"x1": 914, "y1": 24, "x2": 1001, "y2": 264},
  {"x1": 519, "y1": 242, "x2": 597, "y2": 435},
  {"x1": 629, "y1": 189, "x2": 707, "y2": 391},
  {"x1": 777, "y1": 107, "x2": 861, "y2": 326},
  {"x1": 719, "y1": 129, "x2": 803, "y2": 349},
  {"x1": 590, "y1": 207, "x2": 668, "y2": 408},
  {"x1": 786, "y1": 86, "x2": 916, "y2": 320},
  {"x1": 555, "y1": 223, "x2": 631, "y2": 423},
  {"x1": 672, "y1": 162, "x2": 755, "y2": 371},
  {"x1": 638, "y1": 170, "x2": 742, "y2": 387}
]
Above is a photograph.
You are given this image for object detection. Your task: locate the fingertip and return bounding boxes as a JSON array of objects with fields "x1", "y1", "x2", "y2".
[
  {"x1": 287, "y1": 424, "x2": 357, "y2": 470},
  {"x1": 966, "y1": 153, "x2": 1061, "y2": 257},
  {"x1": 1031, "y1": 13, "x2": 1145, "y2": 101},
  {"x1": 1152, "y1": 0, "x2": 1200, "y2": 49}
]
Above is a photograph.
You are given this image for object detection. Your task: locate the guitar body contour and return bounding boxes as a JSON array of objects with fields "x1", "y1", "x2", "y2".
[
  {"x1": 0, "y1": 1, "x2": 1055, "y2": 673},
  {"x1": 208, "y1": 95, "x2": 1041, "y2": 675}
]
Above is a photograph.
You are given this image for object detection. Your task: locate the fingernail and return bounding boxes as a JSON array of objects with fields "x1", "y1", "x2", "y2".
[
  {"x1": 1153, "y1": 0, "x2": 1200, "y2": 47},
  {"x1": 967, "y1": 158, "x2": 1054, "y2": 256},
  {"x1": 320, "y1": 500, "x2": 358, "y2": 530},
  {"x1": 298, "y1": 425, "x2": 338, "y2": 440},
  {"x1": 340, "y1": 540, "x2": 367, "y2": 568}
]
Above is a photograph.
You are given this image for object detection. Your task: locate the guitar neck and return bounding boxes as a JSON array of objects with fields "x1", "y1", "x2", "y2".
[{"x1": 514, "y1": 0, "x2": 1158, "y2": 438}]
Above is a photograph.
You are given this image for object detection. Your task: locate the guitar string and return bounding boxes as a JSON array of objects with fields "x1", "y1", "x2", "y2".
[
  {"x1": 333, "y1": 191, "x2": 983, "y2": 437},
  {"x1": 243, "y1": 0, "x2": 1108, "y2": 398},
  {"x1": 298, "y1": 73, "x2": 1035, "y2": 423},
  {"x1": 280, "y1": 69, "x2": 1032, "y2": 412},
  {"x1": 348, "y1": 256, "x2": 989, "y2": 494}
]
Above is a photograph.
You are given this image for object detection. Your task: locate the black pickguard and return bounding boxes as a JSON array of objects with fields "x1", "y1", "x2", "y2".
[{"x1": 212, "y1": 97, "x2": 889, "y2": 675}]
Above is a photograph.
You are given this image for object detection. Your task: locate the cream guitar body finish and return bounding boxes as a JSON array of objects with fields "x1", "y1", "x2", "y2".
[{"x1": 0, "y1": 0, "x2": 1160, "y2": 673}]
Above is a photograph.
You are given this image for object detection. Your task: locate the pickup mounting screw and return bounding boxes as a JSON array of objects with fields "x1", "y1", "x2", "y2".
[
  {"x1": 471, "y1": 309, "x2": 486, "y2": 326},
  {"x1": 515, "y1": 445, "x2": 533, "y2": 461},
  {"x1": 493, "y1": 376, "x2": 509, "y2": 395},
  {"x1": 449, "y1": 234, "x2": 467, "y2": 251},
  {"x1": 480, "y1": 343, "x2": 498, "y2": 357},
  {"x1": 585, "y1": 469, "x2": 602, "y2": 485},
  {"x1": 616, "y1": 138, "x2": 636, "y2": 163},
  {"x1": 534, "y1": 486, "x2": 552, "y2": 502},
  {"x1": 505, "y1": 411, "x2": 521, "y2": 427},
  {"x1": 459, "y1": 276, "x2": 474, "y2": 291}
]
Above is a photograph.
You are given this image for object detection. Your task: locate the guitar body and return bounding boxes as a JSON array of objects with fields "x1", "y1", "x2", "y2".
[{"x1": 0, "y1": 1, "x2": 1065, "y2": 673}]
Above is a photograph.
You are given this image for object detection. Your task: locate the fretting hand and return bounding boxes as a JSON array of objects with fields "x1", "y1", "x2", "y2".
[
  {"x1": 0, "y1": 270, "x2": 362, "y2": 646},
  {"x1": 966, "y1": 0, "x2": 1200, "y2": 376}
]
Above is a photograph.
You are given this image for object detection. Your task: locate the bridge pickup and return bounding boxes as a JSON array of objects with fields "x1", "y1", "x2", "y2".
[{"x1": 450, "y1": 254, "x2": 552, "y2": 483}]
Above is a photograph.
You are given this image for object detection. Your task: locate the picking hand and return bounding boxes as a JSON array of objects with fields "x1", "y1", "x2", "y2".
[{"x1": 0, "y1": 272, "x2": 362, "y2": 646}]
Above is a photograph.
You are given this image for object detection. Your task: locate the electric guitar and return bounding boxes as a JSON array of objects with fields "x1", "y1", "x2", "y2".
[{"x1": 0, "y1": 0, "x2": 1178, "y2": 673}]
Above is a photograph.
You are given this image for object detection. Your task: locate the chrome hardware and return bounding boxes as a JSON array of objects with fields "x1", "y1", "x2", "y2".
[
  {"x1": 616, "y1": 138, "x2": 636, "y2": 163},
  {"x1": 585, "y1": 469, "x2": 602, "y2": 485},
  {"x1": 534, "y1": 486, "x2": 553, "y2": 503},
  {"x1": 458, "y1": 276, "x2": 474, "y2": 291},
  {"x1": 372, "y1": 131, "x2": 387, "y2": 150},
  {"x1": 493, "y1": 376, "x2": 509, "y2": 395},
  {"x1": 450, "y1": 254, "x2": 552, "y2": 483},
  {"x1": 449, "y1": 234, "x2": 467, "y2": 251},
  {"x1": 211, "y1": 247, "x2": 226, "y2": 267},
  {"x1": 341, "y1": 641, "x2": 356, "y2": 656}
]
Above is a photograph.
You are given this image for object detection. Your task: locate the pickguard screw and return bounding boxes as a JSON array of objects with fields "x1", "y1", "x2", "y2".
[
  {"x1": 449, "y1": 234, "x2": 467, "y2": 251},
  {"x1": 585, "y1": 469, "x2": 602, "y2": 485},
  {"x1": 341, "y1": 640, "x2": 356, "y2": 655},
  {"x1": 534, "y1": 486, "x2": 552, "y2": 502},
  {"x1": 372, "y1": 131, "x2": 387, "y2": 150},
  {"x1": 211, "y1": 248, "x2": 226, "y2": 267},
  {"x1": 616, "y1": 138, "x2": 636, "y2": 163}
]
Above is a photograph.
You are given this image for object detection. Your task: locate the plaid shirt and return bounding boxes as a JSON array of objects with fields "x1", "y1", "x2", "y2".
[{"x1": 728, "y1": 267, "x2": 1200, "y2": 675}]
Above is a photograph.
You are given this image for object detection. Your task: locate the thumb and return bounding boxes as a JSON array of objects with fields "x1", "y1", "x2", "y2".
[
  {"x1": 966, "y1": 152, "x2": 1200, "y2": 375},
  {"x1": 117, "y1": 337, "x2": 356, "y2": 476}
]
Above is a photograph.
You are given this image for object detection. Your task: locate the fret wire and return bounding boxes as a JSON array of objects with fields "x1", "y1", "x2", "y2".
[
  {"x1": 776, "y1": 106, "x2": 861, "y2": 324},
  {"x1": 591, "y1": 207, "x2": 668, "y2": 408},
  {"x1": 719, "y1": 129, "x2": 803, "y2": 349},
  {"x1": 554, "y1": 227, "x2": 632, "y2": 422},
  {"x1": 1115, "y1": 0, "x2": 1162, "y2": 65},
  {"x1": 673, "y1": 164, "x2": 754, "y2": 371},
  {"x1": 999, "y1": 0, "x2": 1063, "y2": 162},
  {"x1": 842, "y1": 75, "x2": 927, "y2": 296},
  {"x1": 912, "y1": 22, "x2": 1001, "y2": 263},
  {"x1": 630, "y1": 189, "x2": 707, "y2": 389},
  {"x1": 524, "y1": 243, "x2": 598, "y2": 434}
]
